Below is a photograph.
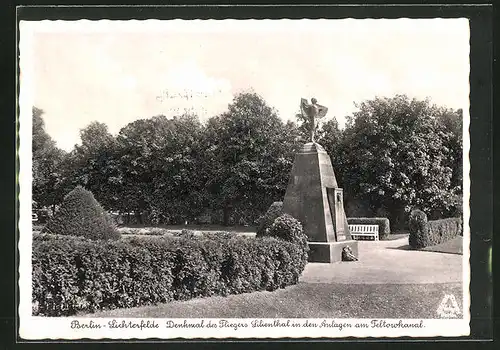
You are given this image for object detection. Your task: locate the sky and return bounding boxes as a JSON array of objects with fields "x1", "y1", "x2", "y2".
[{"x1": 23, "y1": 19, "x2": 470, "y2": 151}]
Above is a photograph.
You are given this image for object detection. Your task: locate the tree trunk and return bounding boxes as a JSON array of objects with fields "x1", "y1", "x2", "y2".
[
  {"x1": 135, "y1": 211, "x2": 143, "y2": 225},
  {"x1": 223, "y1": 205, "x2": 231, "y2": 226}
]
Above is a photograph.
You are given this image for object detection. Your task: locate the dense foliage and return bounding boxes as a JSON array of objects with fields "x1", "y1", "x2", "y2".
[
  {"x1": 335, "y1": 96, "x2": 463, "y2": 228},
  {"x1": 265, "y1": 214, "x2": 309, "y2": 269},
  {"x1": 66, "y1": 122, "x2": 122, "y2": 211},
  {"x1": 202, "y1": 92, "x2": 300, "y2": 225},
  {"x1": 408, "y1": 209, "x2": 462, "y2": 249},
  {"x1": 427, "y1": 218, "x2": 463, "y2": 243},
  {"x1": 347, "y1": 217, "x2": 391, "y2": 239},
  {"x1": 33, "y1": 92, "x2": 463, "y2": 228},
  {"x1": 42, "y1": 186, "x2": 120, "y2": 240},
  {"x1": 32, "y1": 107, "x2": 67, "y2": 213},
  {"x1": 32, "y1": 232, "x2": 307, "y2": 316},
  {"x1": 408, "y1": 209, "x2": 430, "y2": 248}
]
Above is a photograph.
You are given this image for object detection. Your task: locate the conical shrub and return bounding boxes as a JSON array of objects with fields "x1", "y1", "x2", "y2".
[
  {"x1": 408, "y1": 209, "x2": 429, "y2": 249},
  {"x1": 42, "y1": 186, "x2": 120, "y2": 240}
]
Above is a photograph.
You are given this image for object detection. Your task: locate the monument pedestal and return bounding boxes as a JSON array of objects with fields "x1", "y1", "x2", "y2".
[
  {"x1": 283, "y1": 142, "x2": 358, "y2": 263},
  {"x1": 308, "y1": 240, "x2": 359, "y2": 263}
]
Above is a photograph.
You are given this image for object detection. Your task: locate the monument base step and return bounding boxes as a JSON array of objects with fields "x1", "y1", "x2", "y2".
[{"x1": 307, "y1": 240, "x2": 359, "y2": 263}]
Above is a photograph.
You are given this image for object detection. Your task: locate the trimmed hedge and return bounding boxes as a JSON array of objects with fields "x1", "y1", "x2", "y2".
[
  {"x1": 32, "y1": 232, "x2": 307, "y2": 316},
  {"x1": 428, "y1": 218, "x2": 463, "y2": 244},
  {"x1": 408, "y1": 209, "x2": 462, "y2": 249},
  {"x1": 256, "y1": 202, "x2": 283, "y2": 237},
  {"x1": 42, "y1": 186, "x2": 120, "y2": 241},
  {"x1": 347, "y1": 217, "x2": 391, "y2": 239}
]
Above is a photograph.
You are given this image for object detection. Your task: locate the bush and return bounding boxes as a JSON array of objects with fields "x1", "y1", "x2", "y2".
[
  {"x1": 427, "y1": 217, "x2": 463, "y2": 245},
  {"x1": 32, "y1": 231, "x2": 307, "y2": 316},
  {"x1": 347, "y1": 217, "x2": 391, "y2": 239},
  {"x1": 256, "y1": 201, "x2": 283, "y2": 237},
  {"x1": 408, "y1": 209, "x2": 429, "y2": 249},
  {"x1": 266, "y1": 214, "x2": 307, "y2": 247},
  {"x1": 32, "y1": 225, "x2": 44, "y2": 233},
  {"x1": 408, "y1": 210, "x2": 462, "y2": 249},
  {"x1": 42, "y1": 186, "x2": 120, "y2": 241},
  {"x1": 266, "y1": 214, "x2": 309, "y2": 269}
]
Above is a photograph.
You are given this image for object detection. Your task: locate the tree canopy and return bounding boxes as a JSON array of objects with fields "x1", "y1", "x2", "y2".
[
  {"x1": 32, "y1": 92, "x2": 464, "y2": 227},
  {"x1": 337, "y1": 95, "x2": 462, "y2": 225},
  {"x1": 32, "y1": 107, "x2": 67, "y2": 212},
  {"x1": 203, "y1": 92, "x2": 300, "y2": 224}
]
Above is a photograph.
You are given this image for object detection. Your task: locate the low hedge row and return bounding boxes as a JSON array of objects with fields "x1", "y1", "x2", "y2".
[
  {"x1": 32, "y1": 232, "x2": 307, "y2": 316},
  {"x1": 408, "y1": 209, "x2": 462, "y2": 249},
  {"x1": 428, "y1": 218, "x2": 463, "y2": 243},
  {"x1": 347, "y1": 217, "x2": 391, "y2": 239}
]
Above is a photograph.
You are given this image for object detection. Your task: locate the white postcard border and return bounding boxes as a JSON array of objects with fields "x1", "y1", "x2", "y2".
[{"x1": 18, "y1": 19, "x2": 471, "y2": 340}]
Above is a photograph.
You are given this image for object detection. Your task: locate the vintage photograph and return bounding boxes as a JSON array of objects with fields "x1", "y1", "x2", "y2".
[{"x1": 19, "y1": 18, "x2": 470, "y2": 339}]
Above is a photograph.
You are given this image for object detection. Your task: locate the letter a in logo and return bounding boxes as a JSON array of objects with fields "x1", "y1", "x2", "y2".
[{"x1": 437, "y1": 294, "x2": 461, "y2": 318}]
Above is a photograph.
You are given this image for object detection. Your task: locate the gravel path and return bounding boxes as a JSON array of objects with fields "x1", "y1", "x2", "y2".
[{"x1": 301, "y1": 237, "x2": 464, "y2": 285}]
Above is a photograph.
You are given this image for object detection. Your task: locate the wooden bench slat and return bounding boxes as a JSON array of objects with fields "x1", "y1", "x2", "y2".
[{"x1": 348, "y1": 224, "x2": 379, "y2": 241}]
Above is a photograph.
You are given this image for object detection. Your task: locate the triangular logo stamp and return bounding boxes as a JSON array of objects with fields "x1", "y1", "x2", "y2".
[{"x1": 437, "y1": 294, "x2": 461, "y2": 318}]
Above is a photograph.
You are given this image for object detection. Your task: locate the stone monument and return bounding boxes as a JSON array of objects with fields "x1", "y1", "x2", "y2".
[{"x1": 282, "y1": 98, "x2": 358, "y2": 263}]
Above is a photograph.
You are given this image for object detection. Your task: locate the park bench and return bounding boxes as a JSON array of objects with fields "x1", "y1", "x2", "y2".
[{"x1": 348, "y1": 224, "x2": 379, "y2": 241}]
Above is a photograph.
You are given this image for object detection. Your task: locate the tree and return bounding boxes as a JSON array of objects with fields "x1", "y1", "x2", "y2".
[
  {"x1": 339, "y1": 95, "x2": 461, "y2": 226},
  {"x1": 436, "y1": 107, "x2": 463, "y2": 216},
  {"x1": 202, "y1": 91, "x2": 299, "y2": 225},
  {"x1": 32, "y1": 107, "x2": 67, "y2": 213},
  {"x1": 437, "y1": 108, "x2": 463, "y2": 185},
  {"x1": 69, "y1": 122, "x2": 121, "y2": 210},
  {"x1": 316, "y1": 117, "x2": 344, "y2": 167},
  {"x1": 116, "y1": 114, "x2": 204, "y2": 224}
]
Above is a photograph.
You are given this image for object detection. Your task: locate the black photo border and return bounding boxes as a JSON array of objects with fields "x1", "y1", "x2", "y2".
[{"x1": 1, "y1": 1, "x2": 494, "y2": 348}]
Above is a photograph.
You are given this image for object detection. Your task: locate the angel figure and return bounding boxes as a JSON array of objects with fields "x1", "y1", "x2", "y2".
[{"x1": 300, "y1": 97, "x2": 328, "y2": 142}]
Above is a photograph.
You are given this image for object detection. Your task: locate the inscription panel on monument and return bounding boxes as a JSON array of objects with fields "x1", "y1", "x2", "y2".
[
  {"x1": 327, "y1": 187, "x2": 347, "y2": 241},
  {"x1": 335, "y1": 188, "x2": 347, "y2": 241}
]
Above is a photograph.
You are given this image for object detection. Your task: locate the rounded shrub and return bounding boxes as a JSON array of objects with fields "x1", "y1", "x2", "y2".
[
  {"x1": 266, "y1": 214, "x2": 309, "y2": 268},
  {"x1": 42, "y1": 186, "x2": 120, "y2": 241},
  {"x1": 408, "y1": 209, "x2": 429, "y2": 249},
  {"x1": 266, "y1": 214, "x2": 305, "y2": 245},
  {"x1": 256, "y1": 201, "x2": 283, "y2": 237}
]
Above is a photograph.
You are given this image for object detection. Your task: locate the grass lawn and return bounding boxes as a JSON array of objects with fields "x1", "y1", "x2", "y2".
[
  {"x1": 84, "y1": 282, "x2": 463, "y2": 319},
  {"x1": 117, "y1": 225, "x2": 257, "y2": 238},
  {"x1": 422, "y1": 236, "x2": 463, "y2": 255},
  {"x1": 120, "y1": 224, "x2": 257, "y2": 233},
  {"x1": 381, "y1": 233, "x2": 409, "y2": 241}
]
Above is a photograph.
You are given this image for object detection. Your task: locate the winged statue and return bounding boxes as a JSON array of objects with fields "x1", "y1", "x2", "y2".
[{"x1": 300, "y1": 97, "x2": 328, "y2": 142}]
